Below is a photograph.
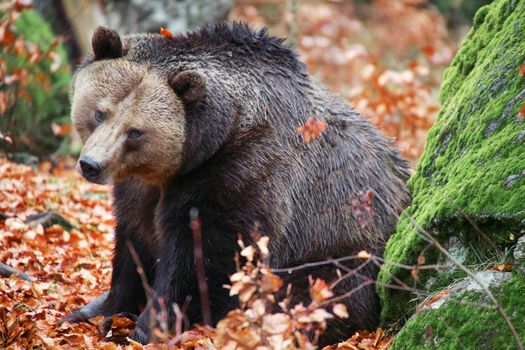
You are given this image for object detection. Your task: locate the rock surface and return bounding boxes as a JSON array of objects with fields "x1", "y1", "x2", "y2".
[{"x1": 390, "y1": 267, "x2": 524, "y2": 350}]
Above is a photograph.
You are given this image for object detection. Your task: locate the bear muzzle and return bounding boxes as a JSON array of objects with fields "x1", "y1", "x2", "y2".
[{"x1": 77, "y1": 156, "x2": 104, "y2": 183}]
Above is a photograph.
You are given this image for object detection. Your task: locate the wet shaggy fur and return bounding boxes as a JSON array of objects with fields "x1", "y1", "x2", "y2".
[{"x1": 66, "y1": 23, "x2": 411, "y2": 345}]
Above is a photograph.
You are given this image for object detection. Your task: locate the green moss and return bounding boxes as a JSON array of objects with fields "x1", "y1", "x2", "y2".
[
  {"x1": 378, "y1": 0, "x2": 525, "y2": 328},
  {"x1": 390, "y1": 271, "x2": 525, "y2": 350}
]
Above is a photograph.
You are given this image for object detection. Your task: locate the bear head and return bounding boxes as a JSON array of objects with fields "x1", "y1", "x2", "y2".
[{"x1": 71, "y1": 27, "x2": 212, "y2": 185}]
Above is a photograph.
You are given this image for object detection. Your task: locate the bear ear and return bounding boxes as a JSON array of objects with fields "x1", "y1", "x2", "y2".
[
  {"x1": 168, "y1": 70, "x2": 207, "y2": 105},
  {"x1": 92, "y1": 26, "x2": 123, "y2": 60}
]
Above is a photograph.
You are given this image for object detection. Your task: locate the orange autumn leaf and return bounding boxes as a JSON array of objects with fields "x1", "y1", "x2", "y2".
[
  {"x1": 45, "y1": 224, "x2": 64, "y2": 235},
  {"x1": 296, "y1": 116, "x2": 327, "y2": 143},
  {"x1": 421, "y1": 290, "x2": 450, "y2": 309},
  {"x1": 160, "y1": 27, "x2": 173, "y2": 38},
  {"x1": 420, "y1": 44, "x2": 435, "y2": 58},
  {"x1": 260, "y1": 272, "x2": 283, "y2": 293},
  {"x1": 486, "y1": 264, "x2": 513, "y2": 272},
  {"x1": 322, "y1": 328, "x2": 390, "y2": 350},
  {"x1": 0, "y1": 23, "x2": 15, "y2": 47},
  {"x1": 411, "y1": 267, "x2": 419, "y2": 282},
  {"x1": 310, "y1": 278, "x2": 334, "y2": 303},
  {"x1": 519, "y1": 64, "x2": 525, "y2": 78},
  {"x1": 51, "y1": 122, "x2": 72, "y2": 136},
  {"x1": 518, "y1": 102, "x2": 525, "y2": 120}
]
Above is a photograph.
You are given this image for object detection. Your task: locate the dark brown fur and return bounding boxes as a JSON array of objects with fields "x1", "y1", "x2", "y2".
[{"x1": 65, "y1": 24, "x2": 411, "y2": 345}]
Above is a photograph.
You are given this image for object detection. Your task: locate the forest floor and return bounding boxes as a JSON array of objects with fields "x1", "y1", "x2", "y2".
[{"x1": 0, "y1": 158, "x2": 393, "y2": 349}]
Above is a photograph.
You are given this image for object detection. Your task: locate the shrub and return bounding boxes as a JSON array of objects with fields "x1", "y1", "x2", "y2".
[{"x1": 0, "y1": 2, "x2": 71, "y2": 157}]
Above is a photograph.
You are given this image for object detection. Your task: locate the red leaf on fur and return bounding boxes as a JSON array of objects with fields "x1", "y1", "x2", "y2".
[{"x1": 160, "y1": 27, "x2": 173, "y2": 39}]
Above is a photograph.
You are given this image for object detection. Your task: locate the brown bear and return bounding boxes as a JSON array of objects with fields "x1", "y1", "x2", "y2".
[{"x1": 64, "y1": 24, "x2": 411, "y2": 345}]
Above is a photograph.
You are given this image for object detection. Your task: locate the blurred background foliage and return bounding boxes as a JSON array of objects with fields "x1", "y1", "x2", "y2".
[
  {"x1": 0, "y1": 0, "x2": 493, "y2": 163},
  {"x1": 0, "y1": 2, "x2": 71, "y2": 158},
  {"x1": 430, "y1": 0, "x2": 493, "y2": 27}
]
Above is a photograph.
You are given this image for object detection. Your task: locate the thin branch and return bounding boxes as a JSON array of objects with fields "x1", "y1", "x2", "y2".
[
  {"x1": 272, "y1": 253, "x2": 453, "y2": 275},
  {"x1": 272, "y1": 254, "x2": 361, "y2": 274},
  {"x1": 286, "y1": 0, "x2": 299, "y2": 47},
  {"x1": 125, "y1": 241, "x2": 153, "y2": 300},
  {"x1": 372, "y1": 256, "x2": 453, "y2": 271},
  {"x1": 330, "y1": 259, "x2": 370, "y2": 289},
  {"x1": 126, "y1": 241, "x2": 172, "y2": 341},
  {"x1": 0, "y1": 262, "x2": 34, "y2": 282},
  {"x1": 320, "y1": 279, "x2": 375, "y2": 306},
  {"x1": 189, "y1": 208, "x2": 212, "y2": 326}
]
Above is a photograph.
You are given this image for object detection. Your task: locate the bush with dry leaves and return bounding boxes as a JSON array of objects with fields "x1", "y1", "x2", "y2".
[
  {"x1": 215, "y1": 236, "x2": 350, "y2": 350},
  {"x1": 0, "y1": 1, "x2": 72, "y2": 156}
]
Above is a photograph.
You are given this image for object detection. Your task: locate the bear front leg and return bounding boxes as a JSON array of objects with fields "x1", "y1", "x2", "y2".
[
  {"x1": 62, "y1": 178, "x2": 160, "y2": 334},
  {"x1": 129, "y1": 229, "x2": 197, "y2": 344},
  {"x1": 62, "y1": 223, "x2": 157, "y2": 329}
]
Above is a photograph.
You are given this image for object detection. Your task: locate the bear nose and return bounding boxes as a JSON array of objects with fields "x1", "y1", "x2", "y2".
[{"x1": 79, "y1": 157, "x2": 102, "y2": 179}]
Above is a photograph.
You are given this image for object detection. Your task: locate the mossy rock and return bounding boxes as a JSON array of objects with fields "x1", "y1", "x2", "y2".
[
  {"x1": 390, "y1": 269, "x2": 525, "y2": 350},
  {"x1": 378, "y1": 0, "x2": 525, "y2": 329}
]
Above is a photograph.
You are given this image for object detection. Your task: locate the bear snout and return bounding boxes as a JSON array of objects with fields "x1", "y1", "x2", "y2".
[{"x1": 78, "y1": 157, "x2": 103, "y2": 182}]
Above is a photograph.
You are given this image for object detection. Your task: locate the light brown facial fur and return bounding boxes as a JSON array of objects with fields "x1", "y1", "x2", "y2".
[{"x1": 71, "y1": 60, "x2": 186, "y2": 185}]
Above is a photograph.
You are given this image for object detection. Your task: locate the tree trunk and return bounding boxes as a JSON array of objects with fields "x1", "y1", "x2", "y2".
[{"x1": 104, "y1": 0, "x2": 233, "y2": 34}]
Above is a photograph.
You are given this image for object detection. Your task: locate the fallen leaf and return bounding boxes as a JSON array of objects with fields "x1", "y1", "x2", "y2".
[
  {"x1": 310, "y1": 278, "x2": 334, "y2": 303},
  {"x1": 296, "y1": 116, "x2": 327, "y2": 143},
  {"x1": 357, "y1": 250, "x2": 371, "y2": 259},
  {"x1": 332, "y1": 303, "x2": 349, "y2": 318},
  {"x1": 160, "y1": 27, "x2": 173, "y2": 38}
]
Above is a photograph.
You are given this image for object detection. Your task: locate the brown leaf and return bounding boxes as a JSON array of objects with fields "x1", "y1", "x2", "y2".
[
  {"x1": 332, "y1": 303, "x2": 349, "y2": 318},
  {"x1": 260, "y1": 272, "x2": 283, "y2": 293},
  {"x1": 262, "y1": 313, "x2": 291, "y2": 335},
  {"x1": 51, "y1": 123, "x2": 72, "y2": 136},
  {"x1": 357, "y1": 250, "x2": 371, "y2": 259},
  {"x1": 296, "y1": 116, "x2": 327, "y2": 144},
  {"x1": 518, "y1": 102, "x2": 525, "y2": 121},
  {"x1": 310, "y1": 278, "x2": 334, "y2": 303}
]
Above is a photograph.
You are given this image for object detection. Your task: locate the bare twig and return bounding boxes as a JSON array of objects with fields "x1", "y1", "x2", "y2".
[
  {"x1": 321, "y1": 279, "x2": 375, "y2": 307},
  {"x1": 126, "y1": 241, "x2": 162, "y2": 340},
  {"x1": 272, "y1": 254, "x2": 361, "y2": 274},
  {"x1": 330, "y1": 259, "x2": 370, "y2": 289},
  {"x1": 273, "y1": 253, "x2": 452, "y2": 274},
  {"x1": 189, "y1": 208, "x2": 212, "y2": 326},
  {"x1": 0, "y1": 262, "x2": 34, "y2": 282},
  {"x1": 156, "y1": 297, "x2": 170, "y2": 344},
  {"x1": 125, "y1": 241, "x2": 153, "y2": 300},
  {"x1": 286, "y1": 0, "x2": 299, "y2": 47},
  {"x1": 173, "y1": 304, "x2": 184, "y2": 338},
  {"x1": 372, "y1": 256, "x2": 453, "y2": 271}
]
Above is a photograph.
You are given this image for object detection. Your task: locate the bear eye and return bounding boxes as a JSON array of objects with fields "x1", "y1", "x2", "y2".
[
  {"x1": 126, "y1": 128, "x2": 143, "y2": 140},
  {"x1": 94, "y1": 110, "x2": 106, "y2": 123}
]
